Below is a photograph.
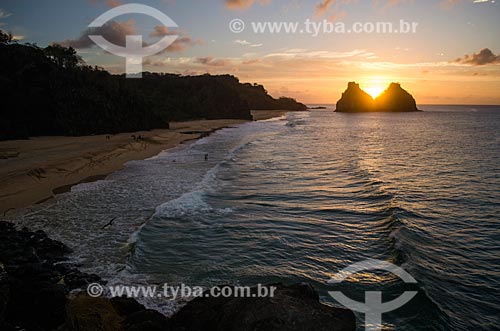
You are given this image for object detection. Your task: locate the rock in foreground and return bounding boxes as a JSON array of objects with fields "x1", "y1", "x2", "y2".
[
  {"x1": 0, "y1": 221, "x2": 356, "y2": 331},
  {"x1": 168, "y1": 283, "x2": 356, "y2": 331},
  {"x1": 0, "y1": 221, "x2": 101, "y2": 330}
]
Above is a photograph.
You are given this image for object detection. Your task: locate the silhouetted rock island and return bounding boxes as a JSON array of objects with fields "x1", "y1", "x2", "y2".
[
  {"x1": 336, "y1": 82, "x2": 419, "y2": 112},
  {"x1": 336, "y1": 82, "x2": 376, "y2": 112}
]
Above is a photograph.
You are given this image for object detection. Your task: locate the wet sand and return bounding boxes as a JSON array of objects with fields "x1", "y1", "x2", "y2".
[{"x1": 0, "y1": 110, "x2": 288, "y2": 214}]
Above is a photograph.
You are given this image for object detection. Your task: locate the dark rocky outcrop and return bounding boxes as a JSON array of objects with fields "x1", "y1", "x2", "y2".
[
  {"x1": 336, "y1": 82, "x2": 419, "y2": 112},
  {"x1": 0, "y1": 221, "x2": 101, "y2": 330},
  {"x1": 215, "y1": 77, "x2": 307, "y2": 111},
  {"x1": 336, "y1": 82, "x2": 375, "y2": 112},
  {"x1": 66, "y1": 295, "x2": 171, "y2": 331},
  {"x1": 0, "y1": 267, "x2": 9, "y2": 330},
  {"x1": 168, "y1": 283, "x2": 356, "y2": 331},
  {"x1": 66, "y1": 296, "x2": 124, "y2": 331},
  {"x1": 0, "y1": 221, "x2": 356, "y2": 331},
  {"x1": 374, "y1": 82, "x2": 418, "y2": 112}
]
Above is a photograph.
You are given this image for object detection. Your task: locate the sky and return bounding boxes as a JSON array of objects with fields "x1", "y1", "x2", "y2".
[{"x1": 1, "y1": 0, "x2": 499, "y2": 104}]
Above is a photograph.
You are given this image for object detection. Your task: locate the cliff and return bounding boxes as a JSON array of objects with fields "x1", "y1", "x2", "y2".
[{"x1": 0, "y1": 38, "x2": 305, "y2": 141}]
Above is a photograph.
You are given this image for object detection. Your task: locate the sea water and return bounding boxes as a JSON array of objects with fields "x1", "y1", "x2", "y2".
[{"x1": 10, "y1": 106, "x2": 500, "y2": 330}]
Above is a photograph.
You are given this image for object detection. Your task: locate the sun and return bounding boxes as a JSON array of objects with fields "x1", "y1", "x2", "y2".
[{"x1": 365, "y1": 86, "x2": 385, "y2": 99}]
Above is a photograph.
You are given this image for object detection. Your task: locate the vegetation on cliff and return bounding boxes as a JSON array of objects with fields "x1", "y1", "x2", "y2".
[{"x1": 0, "y1": 30, "x2": 306, "y2": 141}]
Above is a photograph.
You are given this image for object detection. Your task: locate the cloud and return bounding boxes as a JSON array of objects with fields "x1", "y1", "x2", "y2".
[
  {"x1": 242, "y1": 58, "x2": 262, "y2": 65},
  {"x1": 0, "y1": 9, "x2": 12, "y2": 19},
  {"x1": 438, "y1": 0, "x2": 492, "y2": 9},
  {"x1": 315, "y1": 0, "x2": 336, "y2": 16},
  {"x1": 105, "y1": 0, "x2": 122, "y2": 7},
  {"x1": 150, "y1": 26, "x2": 179, "y2": 37},
  {"x1": 314, "y1": 0, "x2": 355, "y2": 21},
  {"x1": 455, "y1": 48, "x2": 500, "y2": 65},
  {"x1": 440, "y1": 0, "x2": 461, "y2": 8},
  {"x1": 235, "y1": 39, "x2": 251, "y2": 45},
  {"x1": 315, "y1": 0, "x2": 471, "y2": 20},
  {"x1": 115, "y1": 47, "x2": 500, "y2": 105},
  {"x1": 234, "y1": 39, "x2": 263, "y2": 47},
  {"x1": 60, "y1": 21, "x2": 199, "y2": 53},
  {"x1": 0, "y1": 9, "x2": 15, "y2": 33},
  {"x1": 143, "y1": 57, "x2": 172, "y2": 67},
  {"x1": 149, "y1": 25, "x2": 201, "y2": 53},
  {"x1": 318, "y1": 0, "x2": 400, "y2": 19},
  {"x1": 60, "y1": 20, "x2": 136, "y2": 48},
  {"x1": 225, "y1": 0, "x2": 271, "y2": 10},
  {"x1": 89, "y1": 0, "x2": 122, "y2": 8},
  {"x1": 263, "y1": 48, "x2": 376, "y2": 60},
  {"x1": 164, "y1": 36, "x2": 200, "y2": 53},
  {"x1": 195, "y1": 56, "x2": 232, "y2": 66}
]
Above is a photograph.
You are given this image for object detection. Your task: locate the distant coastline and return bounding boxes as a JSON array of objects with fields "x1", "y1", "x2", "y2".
[{"x1": 0, "y1": 42, "x2": 306, "y2": 141}]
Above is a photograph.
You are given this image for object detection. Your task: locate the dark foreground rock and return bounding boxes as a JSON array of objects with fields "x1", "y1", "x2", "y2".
[
  {"x1": 336, "y1": 81, "x2": 419, "y2": 112},
  {"x1": 168, "y1": 283, "x2": 356, "y2": 331},
  {"x1": 0, "y1": 221, "x2": 356, "y2": 331},
  {"x1": 0, "y1": 221, "x2": 101, "y2": 330},
  {"x1": 65, "y1": 295, "x2": 170, "y2": 331}
]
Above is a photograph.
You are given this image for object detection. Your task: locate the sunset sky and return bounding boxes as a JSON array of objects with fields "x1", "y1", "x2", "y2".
[{"x1": 1, "y1": 0, "x2": 499, "y2": 104}]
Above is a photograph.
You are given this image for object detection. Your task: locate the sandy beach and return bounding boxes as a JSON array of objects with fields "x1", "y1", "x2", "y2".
[{"x1": 0, "y1": 110, "x2": 288, "y2": 214}]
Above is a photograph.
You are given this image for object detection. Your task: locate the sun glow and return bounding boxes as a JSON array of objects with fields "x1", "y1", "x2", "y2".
[{"x1": 365, "y1": 86, "x2": 385, "y2": 99}]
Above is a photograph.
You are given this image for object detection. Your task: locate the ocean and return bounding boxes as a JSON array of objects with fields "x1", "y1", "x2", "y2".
[{"x1": 11, "y1": 105, "x2": 500, "y2": 330}]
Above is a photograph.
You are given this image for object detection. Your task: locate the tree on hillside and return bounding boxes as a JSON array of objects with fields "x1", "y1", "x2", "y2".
[
  {"x1": 0, "y1": 30, "x2": 13, "y2": 44},
  {"x1": 44, "y1": 44, "x2": 83, "y2": 68}
]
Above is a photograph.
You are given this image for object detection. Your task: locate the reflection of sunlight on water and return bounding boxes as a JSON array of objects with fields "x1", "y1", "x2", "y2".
[
  {"x1": 344, "y1": 271, "x2": 400, "y2": 284},
  {"x1": 8, "y1": 108, "x2": 500, "y2": 330}
]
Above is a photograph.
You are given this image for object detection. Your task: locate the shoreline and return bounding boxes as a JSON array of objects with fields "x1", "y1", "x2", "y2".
[
  {"x1": 0, "y1": 222, "x2": 355, "y2": 330},
  {"x1": 0, "y1": 110, "x2": 288, "y2": 215}
]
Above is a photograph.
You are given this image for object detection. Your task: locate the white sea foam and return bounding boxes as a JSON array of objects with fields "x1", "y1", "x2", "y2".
[
  {"x1": 7, "y1": 115, "x2": 288, "y2": 316},
  {"x1": 70, "y1": 179, "x2": 114, "y2": 192}
]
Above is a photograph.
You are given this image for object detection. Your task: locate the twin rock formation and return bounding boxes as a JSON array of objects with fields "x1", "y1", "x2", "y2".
[{"x1": 336, "y1": 82, "x2": 419, "y2": 112}]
